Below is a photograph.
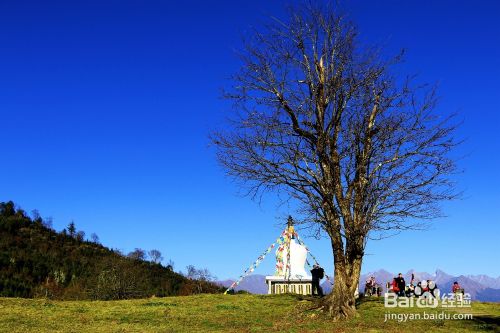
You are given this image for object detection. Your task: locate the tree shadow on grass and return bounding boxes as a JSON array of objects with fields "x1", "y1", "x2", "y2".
[
  {"x1": 470, "y1": 314, "x2": 500, "y2": 332},
  {"x1": 355, "y1": 295, "x2": 383, "y2": 307}
]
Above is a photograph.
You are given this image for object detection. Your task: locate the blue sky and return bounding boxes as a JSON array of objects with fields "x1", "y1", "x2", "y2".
[{"x1": 0, "y1": 0, "x2": 499, "y2": 279}]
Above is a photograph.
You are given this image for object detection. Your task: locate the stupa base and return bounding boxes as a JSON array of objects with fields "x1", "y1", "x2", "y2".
[{"x1": 265, "y1": 276, "x2": 313, "y2": 295}]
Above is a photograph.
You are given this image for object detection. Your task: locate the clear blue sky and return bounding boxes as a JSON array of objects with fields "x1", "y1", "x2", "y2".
[{"x1": 1, "y1": 0, "x2": 499, "y2": 279}]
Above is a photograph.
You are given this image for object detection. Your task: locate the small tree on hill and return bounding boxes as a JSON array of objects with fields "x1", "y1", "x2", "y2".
[
  {"x1": 76, "y1": 230, "x2": 85, "y2": 242},
  {"x1": 166, "y1": 259, "x2": 175, "y2": 271},
  {"x1": 148, "y1": 249, "x2": 163, "y2": 264},
  {"x1": 67, "y1": 221, "x2": 76, "y2": 238},
  {"x1": 43, "y1": 217, "x2": 53, "y2": 230},
  {"x1": 90, "y1": 233, "x2": 100, "y2": 244},
  {"x1": 185, "y1": 265, "x2": 217, "y2": 294},
  {"x1": 127, "y1": 248, "x2": 146, "y2": 261}
]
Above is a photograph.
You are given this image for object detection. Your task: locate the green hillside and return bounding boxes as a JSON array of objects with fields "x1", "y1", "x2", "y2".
[
  {"x1": 0, "y1": 295, "x2": 498, "y2": 332},
  {"x1": 0, "y1": 201, "x2": 222, "y2": 299}
]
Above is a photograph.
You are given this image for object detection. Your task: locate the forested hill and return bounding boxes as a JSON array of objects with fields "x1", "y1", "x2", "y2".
[{"x1": 0, "y1": 201, "x2": 222, "y2": 300}]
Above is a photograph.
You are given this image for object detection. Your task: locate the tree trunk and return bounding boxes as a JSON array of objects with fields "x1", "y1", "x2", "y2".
[{"x1": 323, "y1": 238, "x2": 363, "y2": 320}]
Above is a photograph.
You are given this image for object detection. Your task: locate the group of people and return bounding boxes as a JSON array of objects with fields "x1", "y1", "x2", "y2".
[
  {"x1": 388, "y1": 273, "x2": 464, "y2": 297},
  {"x1": 310, "y1": 268, "x2": 464, "y2": 298},
  {"x1": 390, "y1": 273, "x2": 408, "y2": 296}
]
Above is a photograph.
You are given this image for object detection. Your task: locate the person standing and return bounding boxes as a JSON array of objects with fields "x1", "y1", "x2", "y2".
[
  {"x1": 395, "y1": 273, "x2": 406, "y2": 297},
  {"x1": 311, "y1": 264, "x2": 324, "y2": 296}
]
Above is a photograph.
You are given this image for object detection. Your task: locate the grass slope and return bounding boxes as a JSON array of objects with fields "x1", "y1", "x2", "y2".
[{"x1": 0, "y1": 295, "x2": 498, "y2": 332}]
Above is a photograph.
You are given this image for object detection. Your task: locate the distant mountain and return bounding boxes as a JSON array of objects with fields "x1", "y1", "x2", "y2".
[
  {"x1": 476, "y1": 288, "x2": 500, "y2": 302},
  {"x1": 222, "y1": 269, "x2": 500, "y2": 302},
  {"x1": 217, "y1": 275, "x2": 268, "y2": 294},
  {"x1": 321, "y1": 278, "x2": 333, "y2": 294},
  {"x1": 466, "y1": 274, "x2": 500, "y2": 289},
  {"x1": 433, "y1": 269, "x2": 454, "y2": 285},
  {"x1": 405, "y1": 269, "x2": 434, "y2": 283}
]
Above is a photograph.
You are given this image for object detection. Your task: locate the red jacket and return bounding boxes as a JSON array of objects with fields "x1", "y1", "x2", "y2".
[{"x1": 391, "y1": 279, "x2": 399, "y2": 292}]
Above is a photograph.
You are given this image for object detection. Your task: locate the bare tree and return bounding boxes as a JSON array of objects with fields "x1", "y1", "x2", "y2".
[
  {"x1": 185, "y1": 265, "x2": 197, "y2": 280},
  {"x1": 212, "y1": 4, "x2": 459, "y2": 319},
  {"x1": 127, "y1": 248, "x2": 146, "y2": 261},
  {"x1": 43, "y1": 217, "x2": 53, "y2": 230},
  {"x1": 166, "y1": 259, "x2": 175, "y2": 271},
  {"x1": 185, "y1": 265, "x2": 215, "y2": 281},
  {"x1": 67, "y1": 221, "x2": 76, "y2": 238},
  {"x1": 90, "y1": 233, "x2": 100, "y2": 244},
  {"x1": 148, "y1": 249, "x2": 163, "y2": 264},
  {"x1": 76, "y1": 230, "x2": 85, "y2": 242},
  {"x1": 185, "y1": 265, "x2": 216, "y2": 294},
  {"x1": 31, "y1": 209, "x2": 40, "y2": 221}
]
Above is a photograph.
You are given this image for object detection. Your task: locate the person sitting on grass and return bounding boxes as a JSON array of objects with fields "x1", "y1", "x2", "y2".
[
  {"x1": 365, "y1": 276, "x2": 376, "y2": 296},
  {"x1": 452, "y1": 281, "x2": 463, "y2": 293},
  {"x1": 391, "y1": 278, "x2": 399, "y2": 294},
  {"x1": 405, "y1": 283, "x2": 414, "y2": 297},
  {"x1": 422, "y1": 280, "x2": 430, "y2": 292}
]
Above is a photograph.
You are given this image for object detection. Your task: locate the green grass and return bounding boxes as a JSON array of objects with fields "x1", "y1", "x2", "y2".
[{"x1": 0, "y1": 295, "x2": 498, "y2": 332}]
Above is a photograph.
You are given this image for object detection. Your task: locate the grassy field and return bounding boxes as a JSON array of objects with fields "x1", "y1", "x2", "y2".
[{"x1": 0, "y1": 294, "x2": 498, "y2": 332}]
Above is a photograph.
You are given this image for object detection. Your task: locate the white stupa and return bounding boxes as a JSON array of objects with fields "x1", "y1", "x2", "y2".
[
  {"x1": 278, "y1": 238, "x2": 310, "y2": 278},
  {"x1": 224, "y1": 217, "x2": 323, "y2": 296},
  {"x1": 265, "y1": 226, "x2": 313, "y2": 295}
]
